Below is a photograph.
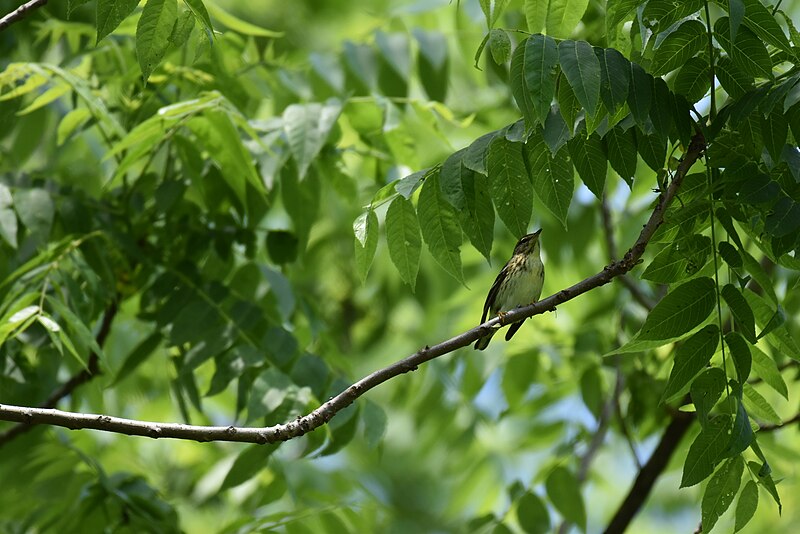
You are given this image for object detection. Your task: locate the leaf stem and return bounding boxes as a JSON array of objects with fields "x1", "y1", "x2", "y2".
[{"x1": 703, "y1": 1, "x2": 716, "y2": 122}]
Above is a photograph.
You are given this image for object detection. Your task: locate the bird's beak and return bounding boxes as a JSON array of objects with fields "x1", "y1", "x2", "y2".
[{"x1": 533, "y1": 228, "x2": 542, "y2": 237}]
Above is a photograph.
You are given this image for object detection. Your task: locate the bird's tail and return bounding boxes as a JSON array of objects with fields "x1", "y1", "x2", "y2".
[{"x1": 474, "y1": 330, "x2": 496, "y2": 350}]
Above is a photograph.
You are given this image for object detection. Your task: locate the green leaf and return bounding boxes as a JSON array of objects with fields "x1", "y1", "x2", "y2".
[
  {"x1": 14, "y1": 188, "x2": 54, "y2": 240},
  {"x1": 765, "y1": 197, "x2": 800, "y2": 238},
  {"x1": 736, "y1": 0, "x2": 792, "y2": 53},
  {"x1": 642, "y1": 234, "x2": 711, "y2": 283},
  {"x1": 113, "y1": 331, "x2": 163, "y2": 385},
  {"x1": 681, "y1": 415, "x2": 731, "y2": 487},
  {"x1": 761, "y1": 109, "x2": 788, "y2": 163},
  {"x1": 662, "y1": 324, "x2": 720, "y2": 403},
  {"x1": 595, "y1": 47, "x2": 630, "y2": 113},
  {"x1": 479, "y1": 0, "x2": 510, "y2": 28},
  {"x1": 543, "y1": 107, "x2": 570, "y2": 154},
  {"x1": 721, "y1": 285, "x2": 757, "y2": 343},
  {"x1": 525, "y1": 133, "x2": 574, "y2": 228},
  {"x1": 418, "y1": 169, "x2": 465, "y2": 283},
  {"x1": 362, "y1": 400, "x2": 387, "y2": 449},
  {"x1": 187, "y1": 110, "x2": 264, "y2": 207},
  {"x1": 638, "y1": 277, "x2": 716, "y2": 340},
  {"x1": 750, "y1": 344, "x2": 788, "y2": 399},
  {"x1": 459, "y1": 166, "x2": 494, "y2": 261},
  {"x1": 744, "y1": 289, "x2": 800, "y2": 359},
  {"x1": 716, "y1": 55, "x2": 754, "y2": 99},
  {"x1": 0, "y1": 184, "x2": 17, "y2": 249},
  {"x1": 727, "y1": 396, "x2": 753, "y2": 456},
  {"x1": 558, "y1": 40, "x2": 601, "y2": 118},
  {"x1": 516, "y1": 491, "x2": 550, "y2": 534},
  {"x1": 283, "y1": 100, "x2": 342, "y2": 180},
  {"x1": 376, "y1": 32, "x2": 409, "y2": 98},
  {"x1": 604, "y1": 124, "x2": 637, "y2": 185},
  {"x1": 511, "y1": 39, "x2": 536, "y2": 127},
  {"x1": 414, "y1": 29, "x2": 448, "y2": 102},
  {"x1": 725, "y1": 331, "x2": 752, "y2": 383},
  {"x1": 545, "y1": 466, "x2": 586, "y2": 531},
  {"x1": 742, "y1": 383, "x2": 781, "y2": 425},
  {"x1": 627, "y1": 62, "x2": 653, "y2": 128},
  {"x1": 487, "y1": 136, "x2": 532, "y2": 238},
  {"x1": 168, "y1": 9, "x2": 195, "y2": 47},
  {"x1": 96, "y1": 0, "x2": 140, "y2": 43},
  {"x1": 464, "y1": 131, "x2": 501, "y2": 175},
  {"x1": 734, "y1": 480, "x2": 759, "y2": 532},
  {"x1": 607, "y1": 0, "x2": 640, "y2": 30},
  {"x1": 220, "y1": 444, "x2": 280, "y2": 491},
  {"x1": 524, "y1": 34, "x2": 560, "y2": 126},
  {"x1": 718, "y1": 242, "x2": 742, "y2": 269},
  {"x1": 204, "y1": 1, "x2": 282, "y2": 37},
  {"x1": 524, "y1": 0, "x2": 547, "y2": 33},
  {"x1": 567, "y1": 131, "x2": 607, "y2": 198},
  {"x1": 557, "y1": 74, "x2": 581, "y2": 133},
  {"x1": 643, "y1": 0, "x2": 704, "y2": 34},
  {"x1": 56, "y1": 107, "x2": 92, "y2": 146},
  {"x1": 385, "y1": 196, "x2": 422, "y2": 290},
  {"x1": 182, "y1": 0, "x2": 213, "y2": 38},
  {"x1": 282, "y1": 161, "x2": 320, "y2": 245},
  {"x1": 673, "y1": 56, "x2": 711, "y2": 103},
  {"x1": 741, "y1": 251, "x2": 778, "y2": 303},
  {"x1": 353, "y1": 209, "x2": 378, "y2": 283},
  {"x1": 701, "y1": 455, "x2": 744, "y2": 533},
  {"x1": 714, "y1": 18, "x2": 773, "y2": 80},
  {"x1": 489, "y1": 29, "x2": 511, "y2": 64},
  {"x1": 266, "y1": 230, "x2": 299, "y2": 265},
  {"x1": 635, "y1": 129, "x2": 666, "y2": 171},
  {"x1": 650, "y1": 20, "x2": 706, "y2": 76},
  {"x1": 691, "y1": 367, "x2": 726, "y2": 427},
  {"x1": 546, "y1": 0, "x2": 590, "y2": 38},
  {"x1": 136, "y1": 0, "x2": 177, "y2": 81}
]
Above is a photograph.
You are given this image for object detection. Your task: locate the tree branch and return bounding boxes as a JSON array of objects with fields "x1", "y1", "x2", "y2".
[
  {"x1": 758, "y1": 412, "x2": 800, "y2": 432},
  {"x1": 0, "y1": 0, "x2": 48, "y2": 32},
  {"x1": 0, "y1": 132, "x2": 707, "y2": 444},
  {"x1": 0, "y1": 300, "x2": 118, "y2": 447},
  {"x1": 603, "y1": 411, "x2": 696, "y2": 534}
]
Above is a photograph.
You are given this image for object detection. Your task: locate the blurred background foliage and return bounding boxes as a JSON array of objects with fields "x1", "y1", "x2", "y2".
[{"x1": 0, "y1": 0, "x2": 799, "y2": 532}]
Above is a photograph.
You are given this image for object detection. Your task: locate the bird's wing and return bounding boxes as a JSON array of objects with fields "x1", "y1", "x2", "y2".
[{"x1": 481, "y1": 262, "x2": 510, "y2": 323}]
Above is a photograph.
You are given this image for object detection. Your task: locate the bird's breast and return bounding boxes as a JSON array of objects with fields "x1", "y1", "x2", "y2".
[{"x1": 494, "y1": 254, "x2": 544, "y2": 312}]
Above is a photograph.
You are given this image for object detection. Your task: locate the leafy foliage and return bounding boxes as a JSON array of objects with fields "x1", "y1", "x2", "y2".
[{"x1": 1, "y1": 0, "x2": 800, "y2": 532}]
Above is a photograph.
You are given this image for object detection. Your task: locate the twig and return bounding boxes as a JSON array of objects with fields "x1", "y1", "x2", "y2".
[
  {"x1": 0, "y1": 300, "x2": 118, "y2": 447},
  {"x1": 0, "y1": 132, "x2": 707, "y2": 444},
  {"x1": 600, "y1": 194, "x2": 656, "y2": 310},
  {"x1": 759, "y1": 412, "x2": 800, "y2": 433},
  {"x1": 0, "y1": 0, "x2": 48, "y2": 32}
]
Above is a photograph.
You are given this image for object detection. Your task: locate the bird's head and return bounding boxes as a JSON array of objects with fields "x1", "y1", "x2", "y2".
[{"x1": 513, "y1": 229, "x2": 542, "y2": 256}]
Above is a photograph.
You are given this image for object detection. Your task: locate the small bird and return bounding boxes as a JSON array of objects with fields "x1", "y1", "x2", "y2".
[{"x1": 474, "y1": 229, "x2": 544, "y2": 350}]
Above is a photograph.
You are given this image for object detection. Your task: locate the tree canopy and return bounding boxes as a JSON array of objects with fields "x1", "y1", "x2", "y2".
[{"x1": 1, "y1": 0, "x2": 800, "y2": 532}]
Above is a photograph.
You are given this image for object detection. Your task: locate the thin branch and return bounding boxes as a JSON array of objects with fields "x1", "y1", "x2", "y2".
[
  {"x1": 0, "y1": 0, "x2": 48, "y2": 32},
  {"x1": 0, "y1": 300, "x2": 118, "y2": 447},
  {"x1": 759, "y1": 412, "x2": 800, "y2": 433},
  {"x1": 603, "y1": 411, "x2": 696, "y2": 534},
  {"x1": 0, "y1": 132, "x2": 707, "y2": 444},
  {"x1": 600, "y1": 194, "x2": 656, "y2": 310}
]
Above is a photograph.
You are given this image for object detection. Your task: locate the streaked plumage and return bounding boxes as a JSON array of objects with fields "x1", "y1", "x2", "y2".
[{"x1": 474, "y1": 230, "x2": 544, "y2": 350}]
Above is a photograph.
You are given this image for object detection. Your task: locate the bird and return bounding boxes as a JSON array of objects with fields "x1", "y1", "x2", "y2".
[{"x1": 474, "y1": 229, "x2": 544, "y2": 350}]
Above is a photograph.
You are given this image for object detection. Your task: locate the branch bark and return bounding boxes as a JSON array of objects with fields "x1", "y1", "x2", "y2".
[
  {"x1": 603, "y1": 411, "x2": 696, "y2": 534},
  {"x1": 0, "y1": 0, "x2": 48, "y2": 32},
  {"x1": 0, "y1": 132, "x2": 707, "y2": 445}
]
